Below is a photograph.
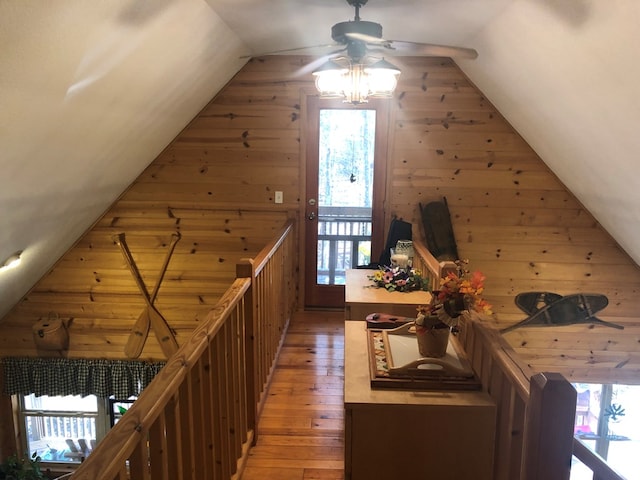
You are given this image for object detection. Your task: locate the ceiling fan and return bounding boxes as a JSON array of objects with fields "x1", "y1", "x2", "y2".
[
  {"x1": 244, "y1": 0, "x2": 477, "y2": 104},
  {"x1": 244, "y1": 0, "x2": 478, "y2": 61},
  {"x1": 328, "y1": 0, "x2": 478, "y2": 61}
]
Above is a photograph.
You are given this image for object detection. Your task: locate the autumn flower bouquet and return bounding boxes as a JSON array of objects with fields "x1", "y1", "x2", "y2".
[
  {"x1": 368, "y1": 265, "x2": 430, "y2": 293},
  {"x1": 415, "y1": 259, "x2": 492, "y2": 330}
]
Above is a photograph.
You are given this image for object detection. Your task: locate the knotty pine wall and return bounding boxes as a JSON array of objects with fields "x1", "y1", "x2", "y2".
[{"x1": 1, "y1": 55, "x2": 639, "y2": 385}]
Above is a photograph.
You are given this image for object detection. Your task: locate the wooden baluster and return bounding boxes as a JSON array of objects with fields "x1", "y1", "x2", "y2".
[
  {"x1": 237, "y1": 259, "x2": 257, "y2": 445},
  {"x1": 128, "y1": 437, "x2": 150, "y2": 480},
  {"x1": 148, "y1": 413, "x2": 167, "y2": 480}
]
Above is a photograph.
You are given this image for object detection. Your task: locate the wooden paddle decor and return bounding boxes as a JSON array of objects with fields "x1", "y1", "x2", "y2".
[
  {"x1": 123, "y1": 232, "x2": 181, "y2": 358},
  {"x1": 114, "y1": 232, "x2": 181, "y2": 359}
]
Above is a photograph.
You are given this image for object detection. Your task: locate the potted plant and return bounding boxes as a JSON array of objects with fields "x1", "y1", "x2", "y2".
[
  {"x1": 415, "y1": 259, "x2": 492, "y2": 357},
  {"x1": 0, "y1": 452, "x2": 45, "y2": 480}
]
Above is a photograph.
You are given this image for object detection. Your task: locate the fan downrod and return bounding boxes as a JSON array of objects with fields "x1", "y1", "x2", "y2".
[{"x1": 346, "y1": 0, "x2": 368, "y2": 21}]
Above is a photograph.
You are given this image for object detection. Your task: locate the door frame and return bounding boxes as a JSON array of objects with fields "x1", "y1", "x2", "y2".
[{"x1": 302, "y1": 95, "x2": 390, "y2": 308}]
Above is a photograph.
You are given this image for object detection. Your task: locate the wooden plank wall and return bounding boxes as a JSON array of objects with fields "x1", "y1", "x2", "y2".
[
  {"x1": 385, "y1": 57, "x2": 640, "y2": 385},
  {"x1": 0, "y1": 56, "x2": 301, "y2": 361},
  {"x1": 1, "y1": 55, "x2": 639, "y2": 384}
]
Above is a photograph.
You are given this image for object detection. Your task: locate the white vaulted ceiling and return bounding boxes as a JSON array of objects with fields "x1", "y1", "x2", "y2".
[{"x1": 1, "y1": 0, "x2": 639, "y2": 317}]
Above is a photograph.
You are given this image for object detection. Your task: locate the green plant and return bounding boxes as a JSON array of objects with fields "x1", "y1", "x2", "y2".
[{"x1": 0, "y1": 452, "x2": 44, "y2": 480}]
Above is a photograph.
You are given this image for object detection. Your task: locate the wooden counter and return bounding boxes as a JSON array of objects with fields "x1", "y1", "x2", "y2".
[
  {"x1": 344, "y1": 269, "x2": 432, "y2": 320},
  {"x1": 344, "y1": 321, "x2": 496, "y2": 480}
]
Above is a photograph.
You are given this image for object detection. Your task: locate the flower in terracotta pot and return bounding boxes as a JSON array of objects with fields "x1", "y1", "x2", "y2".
[
  {"x1": 416, "y1": 259, "x2": 492, "y2": 331},
  {"x1": 414, "y1": 260, "x2": 491, "y2": 357}
]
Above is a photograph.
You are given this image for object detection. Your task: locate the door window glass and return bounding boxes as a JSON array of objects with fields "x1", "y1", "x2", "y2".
[{"x1": 316, "y1": 109, "x2": 376, "y2": 285}]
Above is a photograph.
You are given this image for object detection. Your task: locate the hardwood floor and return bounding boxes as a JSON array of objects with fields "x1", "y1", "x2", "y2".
[{"x1": 241, "y1": 310, "x2": 346, "y2": 480}]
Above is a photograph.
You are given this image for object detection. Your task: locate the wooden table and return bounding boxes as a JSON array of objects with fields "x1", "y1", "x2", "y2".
[
  {"x1": 344, "y1": 321, "x2": 496, "y2": 480},
  {"x1": 344, "y1": 269, "x2": 432, "y2": 320}
]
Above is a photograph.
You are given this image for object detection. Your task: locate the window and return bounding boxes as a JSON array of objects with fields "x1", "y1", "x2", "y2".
[
  {"x1": 108, "y1": 398, "x2": 136, "y2": 427},
  {"x1": 18, "y1": 394, "x2": 136, "y2": 465},
  {"x1": 570, "y1": 383, "x2": 640, "y2": 479}
]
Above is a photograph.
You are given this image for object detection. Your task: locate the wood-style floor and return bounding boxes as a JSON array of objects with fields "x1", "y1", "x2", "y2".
[{"x1": 241, "y1": 310, "x2": 346, "y2": 480}]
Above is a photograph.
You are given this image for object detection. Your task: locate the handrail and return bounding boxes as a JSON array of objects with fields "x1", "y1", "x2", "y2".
[
  {"x1": 411, "y1": 241, "x2": 456, "y2": 291},
  {"x1": 237, "y1": 220, "x2": 296, "y2": 423},
  {"x1": 70, "y1": 278, "x2": 251, "y2": 479},
  {"x1": 69, "y1": 220, "x2": 297, "y2": 480},
  {"x1": 249, "y1": 221, "x2": 293, "y2": 275},
  {"x1": 459, "y1": 309, "x2": 583, "y2": 480},
  {"x1": 412, "y1": 238, "x2": 579, "y2": 480},
  {"x1": 411, "y1": 240, "x2": 441, "y2": 289},
  {"x1": 455, "y1": 303, "x2": 625, "y2": 479}
]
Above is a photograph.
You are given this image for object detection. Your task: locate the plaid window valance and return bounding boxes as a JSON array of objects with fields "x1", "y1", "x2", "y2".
[{"x1": 2, "y1": 357, "x2": 165, "y2": 399}]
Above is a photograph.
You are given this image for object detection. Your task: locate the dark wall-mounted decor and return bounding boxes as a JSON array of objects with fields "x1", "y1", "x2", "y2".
[{"x1": 501, "y1": 292, "x2": 624, "y2": 334}]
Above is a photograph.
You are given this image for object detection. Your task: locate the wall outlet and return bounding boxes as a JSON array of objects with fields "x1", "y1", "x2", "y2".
[{"x1": 275, "y1": 191, "x2": 283, "y2": 204}]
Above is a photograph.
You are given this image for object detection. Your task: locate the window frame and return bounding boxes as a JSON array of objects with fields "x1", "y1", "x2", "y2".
[{"x1": 16, "y1": 394, "x2": 112, "y2": 466}]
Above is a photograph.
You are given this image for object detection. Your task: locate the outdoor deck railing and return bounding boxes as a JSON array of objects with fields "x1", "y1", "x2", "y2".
[
  {"x1": 572, "y1": 439, "x2": 626, "y2": 480},
  {"x1": 68, "y1": 220, "x2": 296, "y2": 480},
  {"x1": 316, "y1": 207, "x2": 371, "y2": 284}
]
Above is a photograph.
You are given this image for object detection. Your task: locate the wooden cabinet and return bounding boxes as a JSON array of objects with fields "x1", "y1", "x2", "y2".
[
  {"x1": 344, "y1": 321, "x2": 496, "y2": 480},
  {"x1": 344, "y1": 269, "x2": 432, "y2": 320}
]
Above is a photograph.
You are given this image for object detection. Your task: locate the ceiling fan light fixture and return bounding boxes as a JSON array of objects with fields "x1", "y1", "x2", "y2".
[
  {"x1": 312, "y1": 60, "x2": 349, "y2": 98},
  {"x1": 341, "y1": 63, "x2": 370, "y2": 105},
  {"x1": 364, "y1": 58, "x2": 401, "y2": 98},
  {"x1": 313, "y1": 57, "x2": 401, "y2": 105}
]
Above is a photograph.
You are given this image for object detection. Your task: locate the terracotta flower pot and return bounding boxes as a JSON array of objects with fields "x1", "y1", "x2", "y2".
[{"x1": 416, "y1": 323, "x2": 450, "y2": 358}]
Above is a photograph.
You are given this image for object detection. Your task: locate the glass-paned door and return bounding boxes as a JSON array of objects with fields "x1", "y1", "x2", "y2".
[{"x1": 304, "y1": 97, "x2": 389, "y2": 308}]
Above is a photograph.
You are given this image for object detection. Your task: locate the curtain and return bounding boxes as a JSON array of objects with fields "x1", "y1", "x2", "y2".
[{"x1": 2, "y1": 357, "x2": 165, "y2": 398}]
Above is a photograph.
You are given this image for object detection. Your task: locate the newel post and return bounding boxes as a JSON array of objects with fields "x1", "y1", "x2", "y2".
[
  {"x1": 237, "y1": 258, "x2": 257, "y2": 445},
  {"x1": 522, "y1": 372, "x2": 577, "y2": 480}
]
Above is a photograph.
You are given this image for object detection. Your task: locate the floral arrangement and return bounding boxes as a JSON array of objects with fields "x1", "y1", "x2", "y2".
[
  {"x1": 415, "y1": 259, "x2": 492, "y2": 330},
  {"x1": 368, "y1": 265, "x2": 430, "y2": 293}
]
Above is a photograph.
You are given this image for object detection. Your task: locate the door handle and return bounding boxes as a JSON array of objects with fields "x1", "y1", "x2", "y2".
[{"x1": 308, "y1": 212, "x2": 316, "y2": 220}]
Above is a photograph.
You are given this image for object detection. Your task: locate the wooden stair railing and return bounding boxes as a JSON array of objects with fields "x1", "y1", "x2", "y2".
[
  {"x1": 69, "y1": 221, "x2": 296, "y2": 480},
  {"x1": 236, "y1": 220, "x2": 296, "y2": 423},
  {"x1": 458, "y1": 309, "x2": 584, "y2": 480},
  {"x1": 412, "y1": 239, "x2": 583, "y2": 480},
  {"x1": 411, "y1": 241, "x2": 457, "y2": 292}
]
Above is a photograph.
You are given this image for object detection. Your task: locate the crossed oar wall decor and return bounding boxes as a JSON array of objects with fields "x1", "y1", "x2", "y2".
[{"x1": 114, "y1": 232, "x2": 181, "y2": 359}]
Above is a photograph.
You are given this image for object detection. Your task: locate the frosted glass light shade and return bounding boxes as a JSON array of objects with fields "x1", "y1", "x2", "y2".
[
  {"x1": 312, "y1": 60, "x2": 348, "y2": 97},
  {"x1": 313, "y1": 57, "x2": 401, "y2": 105},
  {"x1": 365, "y1": 58, "x2": 401, "y2": 97}
]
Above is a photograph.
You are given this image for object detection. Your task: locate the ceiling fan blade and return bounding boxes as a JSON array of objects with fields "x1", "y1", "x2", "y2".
[
  {"x1": 387, "y1": 40, "x2": 478, "y2": 59},
  {"x1": 292, "y1": 50, "x2": 348, "y2": 77},
  {"x1": 240, "y1": 43, "x2": 341, "y2": 59},
  {"x1": 344, "y1": 31, "x2": 389, "y2": 46},
  {"x1": 344, "y1": 32, "x2": 477, "y2": 59}
]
